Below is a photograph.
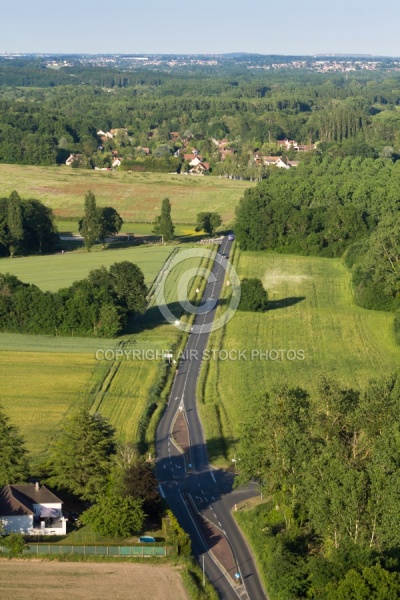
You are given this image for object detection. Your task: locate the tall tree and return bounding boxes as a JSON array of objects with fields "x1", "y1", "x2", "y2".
[
  {"x1": 46, "y1": 408, "x2": 116, "y2": 501},
  {"x1": 0, "y1": 405, "x2": 29, "y2": 486},
  {"x1": 153, "y1": 197, "x2": 174, "y2": 242},
  {"x1": 195, "y1": 212, "x2": 222, "y2": 237},
  {"x1": 7, "y1": 191, "x2": 24, "y2": 258},
  {"x1": 97, "y1": 206, "x2": 123, "y2": 247},
  {"x1": 79, "y1": 190, "x2": 101, "y2": 251},
  {"x1": 109, "y1": 261, "x2": 148, "y2": 314}
]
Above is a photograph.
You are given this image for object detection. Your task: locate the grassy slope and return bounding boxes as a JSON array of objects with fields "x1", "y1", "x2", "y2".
[
  {"x1": 200, "y1": 250, "x2": 400, "y2": 462},
  {"x1": 0, "y1": 164, "x2": 251, "y2": 224}
]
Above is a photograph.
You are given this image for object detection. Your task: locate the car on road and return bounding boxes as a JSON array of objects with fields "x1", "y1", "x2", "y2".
[{"x1": 228, "y1": 234, "x2": 235, "y2": 241}]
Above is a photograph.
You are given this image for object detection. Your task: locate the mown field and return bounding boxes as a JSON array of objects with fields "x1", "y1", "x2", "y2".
[
  {"x1": 0, "y1": 247, "x2": 208, "y2": 456},
  {"x1": 0, "y1": 561, "x2": 189, "y2": 600},
  {"x1": 200, "y1": 250, "x2": 400, "y2": 463},
  {"x1": 0, "y1": 245, "x2": 173, "y2": 291},
  {"x1": 0, "y1": 163, "x2": 251, "y2": 224},
  {"x1": 57, "y1": 220, "x2": 199, "y2": 239}
]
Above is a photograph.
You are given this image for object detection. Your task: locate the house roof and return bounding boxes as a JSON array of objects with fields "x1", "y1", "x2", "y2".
[
  {"x1": 263, "y1": 156, "x2": 281, "y2": 163},
  {"x1": 0, "y1": 485, "x2": 62, "y2": 517}
]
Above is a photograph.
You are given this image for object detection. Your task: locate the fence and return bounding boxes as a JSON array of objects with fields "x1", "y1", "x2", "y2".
[{"x1": 0, "y1": 544, "x2": 169, "y2": 557}]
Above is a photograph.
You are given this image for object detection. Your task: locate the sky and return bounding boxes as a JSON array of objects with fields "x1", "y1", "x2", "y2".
[{"x1": 2, "y1": 0, "x2": 400, "y2": 57}]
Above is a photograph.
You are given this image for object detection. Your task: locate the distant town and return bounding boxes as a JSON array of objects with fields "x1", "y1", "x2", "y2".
[{"x1": 1, "y1": 52, "x2": 400, "y2": 73}]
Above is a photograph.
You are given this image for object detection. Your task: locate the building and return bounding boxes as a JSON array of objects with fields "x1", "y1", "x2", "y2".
[
  {"x1": 65, "y1": 153, "x2": 81, "y2": 166},
  {"x1": 0, "y1": 483, "x2": 67, "y2": 536}
]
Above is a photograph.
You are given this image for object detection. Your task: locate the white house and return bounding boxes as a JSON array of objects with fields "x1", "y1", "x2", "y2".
[{"x1": 0, "y1": 483, "x2": 67, "y2": 536}]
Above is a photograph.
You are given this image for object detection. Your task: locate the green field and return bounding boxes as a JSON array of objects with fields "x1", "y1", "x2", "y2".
[
  {"x1": 0, "y1": 247, "x2": 209, "y2": 456},
  {"x1": 0, "y1": 164, "x2": 251, "y2": 224},
  {"x1": 0, "y1": 245, "x2": 173, "y2": 291},
  {"x1": 56, "y1": 220, "x2": 199, "y2": 239},
  {"x1": 200, "y1": 250, "x2": 400, "y2": 463}
]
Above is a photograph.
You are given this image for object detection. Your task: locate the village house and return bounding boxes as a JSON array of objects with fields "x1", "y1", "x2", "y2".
[
  {"x1": 189, "y1": 157, "x2": 210, "y2": 174},
  {"x1": 65, "y1": 153, "x2": 81, "y2": 166},
  {"x1": 184, "y1": 152, "x2": 202, "y2": 162},
  {"x1": 293, "y1": 143, "x2": 316, "y2": 152},
  {"x1": 220, "y1": 148, "x2": 235, "y2": 161},
  {"x1": 276, "y1": 138, "x2": 298, "y2": 149},
  {"x1": 0, "y1": 483, "x2": 67, "y2": 536},
  {"x1": 262, "y1": 156, "x2": 299, "y2": 169}
]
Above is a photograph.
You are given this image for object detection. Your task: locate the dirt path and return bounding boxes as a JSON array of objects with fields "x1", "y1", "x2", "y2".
[{"x1": 0, "y1": 560, "x2": 189, "y2": 600}]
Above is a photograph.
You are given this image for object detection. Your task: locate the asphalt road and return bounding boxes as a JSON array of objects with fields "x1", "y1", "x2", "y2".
[{"x1": 156, "y1": 237, "x2": 267, "y2": 600}]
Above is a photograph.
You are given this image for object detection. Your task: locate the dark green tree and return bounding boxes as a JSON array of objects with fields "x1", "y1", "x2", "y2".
[
  {"x1": 80, "y1": 495, "x2": 145, "y2": 537},
  {"x1": 238, "y1": 278, "x2": 268, "y2": 312},
  {"x1": 153, "y1": 198, "x2": 174, "y2": 242},
  {"x1": 97, "y1": 206, "x2": 123, "y2": 247},
  {"x1": 7, "y1": 191, "x2": 24, "y2": 258},
  {"x1": 0, "y1": 405, "x2": 29, "y2": 486},
  {"x1": 195, "y1": 212, "x2": 222, "y2": 237},
  {"x1": 123, "y1": 460, "x2": 161, "y2": 516},
  {"x1": 21, "y1": 199, "x2": 58, "y2": 254},
  {"x1": 79, "y1": 191, "x2": 101, "y2": 251},
  {"x1": 46, "y1": 408, "x2": 116, "y2": 501},
  {"x1": 109, "y1": 261, "x2": 148, "y2": 314}
]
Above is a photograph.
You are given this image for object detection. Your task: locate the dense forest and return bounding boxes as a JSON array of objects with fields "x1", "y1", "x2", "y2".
[
  {"x1": 236, "y1": 376, "x2": 400, "y2": 599},
  {"x1": 235, "y1": 156, "x2": 400, "y2": 317},
  {"x1": 2, "y1": 58, "x2": 400, "y2": 172}
]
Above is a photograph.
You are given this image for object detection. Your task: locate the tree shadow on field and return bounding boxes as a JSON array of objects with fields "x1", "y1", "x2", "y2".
[{"x1": 268, "y1": 296, "x2": 306, "y2": 311}]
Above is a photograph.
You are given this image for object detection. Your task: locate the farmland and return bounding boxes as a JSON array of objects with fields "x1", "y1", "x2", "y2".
[
  {"x1": 0, "y1": 245, "x2": 174, "y2": 292},
  {"x1": 0, "y1": 164, "x2": 251, "y2": 224},
  {"x1": 200, "y1": 250, "x2": 400, "y2": 463},
  {"x1": 0, "y1": 247, "x2": 208, "y2": 456},
  {"x1": 0, "y1": 561, "x2": 189, "y2": 600}
]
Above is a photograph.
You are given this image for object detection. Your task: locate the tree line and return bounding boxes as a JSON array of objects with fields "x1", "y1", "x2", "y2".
[
  {"x1": 0, "y1": 261, "x2": 147, "y2": 337},
  {"x1": 236, "y1": 374, "x2": 400, "y2": 599},
  {"x1": 235, "y1": 155, "x2": 400, "y2": 317},
  {"x1": 0, "y1": 191, "x2": 58, "y2": 257},
  {"x1": 3, "y1": 65, "x2": 400, "y2": 170}
]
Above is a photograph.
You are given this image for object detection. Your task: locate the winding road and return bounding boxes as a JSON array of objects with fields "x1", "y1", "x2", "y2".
[{"x1": 156, "y1": 237, "x2": 267, "y2": 600}]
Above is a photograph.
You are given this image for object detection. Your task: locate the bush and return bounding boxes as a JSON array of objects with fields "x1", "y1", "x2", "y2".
[
  {"x1": 2, "y1": 533, "x2": 26, "y2": 556},
  {"x1": 238, "y1": 278, "x2": 268, "y2": 312}
]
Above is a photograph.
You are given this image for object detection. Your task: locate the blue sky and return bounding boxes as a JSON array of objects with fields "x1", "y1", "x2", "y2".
[{"x1": 2, "y1": 1, "x2": 399, "y2": 56}]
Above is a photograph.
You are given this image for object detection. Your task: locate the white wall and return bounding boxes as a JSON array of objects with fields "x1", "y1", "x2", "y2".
[{"x1": 1, "y1": 515, "x2": 33, "y2": 534}]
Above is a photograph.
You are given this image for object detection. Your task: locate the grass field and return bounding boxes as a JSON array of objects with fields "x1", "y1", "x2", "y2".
[
  {"x1": 0, "y1": 247, "x2": 208, "y2": 456},
  {"x1": 200, "y1": 250, "x2": 400, "y2": 463},
  {"x1": 0, "y1": 163, "x2": 251, "y2": 224},
  {"x1": 0, "y1": 245, "x2": 173, "y2": 291},
  {"x1": 0, "y1": 561, "x2": 189, "y2": 600},
  {"x1": 56, "y1": 220, "x2": 199, "y2": 239}
]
